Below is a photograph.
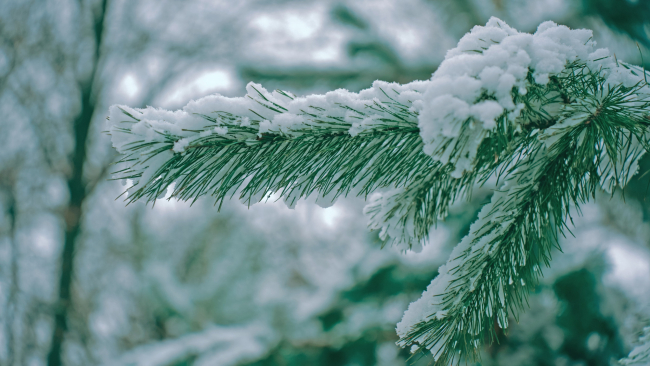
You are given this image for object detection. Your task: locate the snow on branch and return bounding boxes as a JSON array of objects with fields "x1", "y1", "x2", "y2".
[
  {"x1": 107, "y1": 17, "x2": 650, "y2": 365},
  {"x1": 620, "y1": 326, "x2": 650, "y2": 366},
  {"x1": 107, "y1": 79, "x2": 430, "y2": 211}
]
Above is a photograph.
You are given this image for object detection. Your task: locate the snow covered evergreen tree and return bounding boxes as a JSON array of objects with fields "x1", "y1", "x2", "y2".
[{"x1": 106, "y1": 18, "x2": 650, "y2": 365}]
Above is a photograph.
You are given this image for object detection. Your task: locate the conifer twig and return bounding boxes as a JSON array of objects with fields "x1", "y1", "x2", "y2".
[{"x1": 107, "y1": 18, "x2": 650, "y2": 365}]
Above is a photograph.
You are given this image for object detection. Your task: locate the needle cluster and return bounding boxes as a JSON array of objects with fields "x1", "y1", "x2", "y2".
[{"x1": 107, "y1": 18, "x2": 650, "y2": 365}]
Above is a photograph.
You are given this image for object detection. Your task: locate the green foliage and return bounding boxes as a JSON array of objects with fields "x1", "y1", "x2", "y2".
[
  {"x1": 474, "y1": 261, "x2": 627, "y2": 366},
  {"x1": 398, "y1": 66, "x2": 650, "y2": 365},
  {"x1": 112, "y1": 92, "x2": 437, "y2": 211},
  {"x1": 553, "y1": 269, "x2": 624, "y2": 364},
  {"x1": 109, "y1": 59, "x2": 650, "y2": 365}
]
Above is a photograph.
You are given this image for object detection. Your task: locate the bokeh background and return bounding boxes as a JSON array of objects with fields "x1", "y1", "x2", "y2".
[{"x1": 1, "y1": 0, "x2": 650, "y2": 365}]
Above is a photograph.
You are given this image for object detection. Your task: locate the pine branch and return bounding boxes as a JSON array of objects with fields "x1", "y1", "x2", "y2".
[
  {"x1": 363, "y1": 167, "x2": 458, "y2": 251},
  {"x1": 397, "y1": 85, "x2": 650, "y2": 363},
  {"x1": 108, "y1": 82, "x2": 438, "y2": 211},
  {"x1": 107, "y1": 17, "x2": 650, "y2": 365}
]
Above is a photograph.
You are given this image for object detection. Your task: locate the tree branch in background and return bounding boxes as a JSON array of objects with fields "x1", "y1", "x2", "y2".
[
  {"x1": 0, "y1": 179, "x2": 18, "y2": 366},
  {"x1": 46, "y1": 0, "x2": 108, "y2": 365}
]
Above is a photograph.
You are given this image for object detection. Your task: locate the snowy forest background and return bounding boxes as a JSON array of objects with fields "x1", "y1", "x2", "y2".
[{"x1": 1, "y1": 0, "x2": 650, "y2": 365}]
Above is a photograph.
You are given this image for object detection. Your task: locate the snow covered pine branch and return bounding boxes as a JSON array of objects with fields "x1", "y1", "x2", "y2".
[{"x1": 107, "y1": 18, "x2": 650, "y2": 365}]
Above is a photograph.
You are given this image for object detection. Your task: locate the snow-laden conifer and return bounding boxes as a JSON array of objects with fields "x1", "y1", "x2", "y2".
[{"x1": 107, "y1": 18, "x2": 650, "y2": 365}]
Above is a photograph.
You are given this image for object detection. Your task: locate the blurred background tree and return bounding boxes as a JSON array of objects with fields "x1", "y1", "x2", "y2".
[{"x1": 0, "y1": 0, "x2": 649, "y2": 365}]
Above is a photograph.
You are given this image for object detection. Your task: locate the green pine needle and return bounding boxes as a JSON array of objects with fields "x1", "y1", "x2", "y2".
[{"x1": 108, "y1": 60, "x2": 650, "y2": 365}]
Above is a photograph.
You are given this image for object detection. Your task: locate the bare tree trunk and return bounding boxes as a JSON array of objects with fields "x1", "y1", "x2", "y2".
[
  {"x1": 3, "y1": 189, "x2": 17, "y2": 366},
  {"x1": 47, "y1": 1, "x2": 108, "y2": 365}
]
